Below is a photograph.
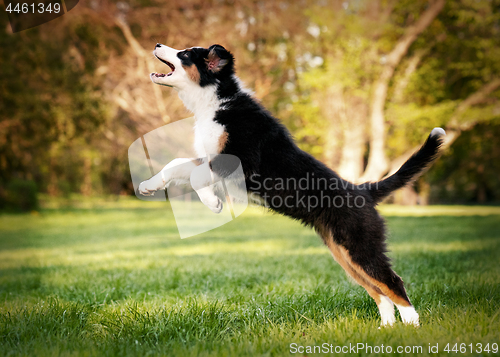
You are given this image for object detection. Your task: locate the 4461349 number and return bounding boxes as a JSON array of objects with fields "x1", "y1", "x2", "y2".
[
  {"x1": 5, "y1": 2, "x2": 61, "y2": 14},
  {"x1": 444, "y1": 343, "x2": 498, "y2": 354}
]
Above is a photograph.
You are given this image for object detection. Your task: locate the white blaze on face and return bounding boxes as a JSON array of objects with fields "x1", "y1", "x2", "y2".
[{"x1": 150, "y1": 45, "x2": 191, "y2": 89}]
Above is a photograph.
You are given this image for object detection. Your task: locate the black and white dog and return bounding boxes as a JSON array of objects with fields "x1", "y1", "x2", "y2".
[{"x1": 139, "y1": 43, "x2": 446, "y2": 327}]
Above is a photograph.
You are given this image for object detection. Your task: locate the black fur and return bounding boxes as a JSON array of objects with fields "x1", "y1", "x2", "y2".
[
  {"x1": 161, "y1": 44, "x2": 444, "y2": 313},
  {"x1": 177, "y1": 45, "x2": 235, "y2": 88},
  {"x1": 197, "y1": 44, "x2": 444, "y2": 306}
]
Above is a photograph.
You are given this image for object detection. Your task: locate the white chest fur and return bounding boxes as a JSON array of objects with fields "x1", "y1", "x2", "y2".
[
  {"x1": 177, "y1": 83, "x2": 226, "y2": 157},
  {"x1": 193, "y1": 118, "x2": 225, "y2": 156}
]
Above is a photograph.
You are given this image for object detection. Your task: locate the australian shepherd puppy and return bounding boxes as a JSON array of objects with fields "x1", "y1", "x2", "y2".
[{"x1": 139, "y1": 43, "x2": 446, "y2": 327}]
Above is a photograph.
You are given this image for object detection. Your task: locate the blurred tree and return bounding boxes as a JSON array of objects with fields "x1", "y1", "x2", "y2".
[
  {"x1": 289, "y1": 0, "x2": 499, "y2": 202},
  {"x1": 362, "y1": 0, "x2": 445, "y2": 181},
  {"x1": 0, "y1": 0, "x2": 498, "y2": 204},
  {"x1": 0, "y1": 12, "x2": 115, "y2": 197}
]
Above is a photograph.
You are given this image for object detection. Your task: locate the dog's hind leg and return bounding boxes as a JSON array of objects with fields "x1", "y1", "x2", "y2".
[
  {"x1": 322, "y1": 229, "x2": 419, "y2": 327},
  {"x1": 340, "y1": 244, "x2": 419, "y2": 326},
  {"x1": 323, "y1": 238, "x2": 396, "y2": 326}
]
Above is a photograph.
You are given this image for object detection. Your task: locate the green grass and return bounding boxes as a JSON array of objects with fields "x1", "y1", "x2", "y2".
[{"x1": 1, "y1": 199, "x2": 499, "y2": 356}]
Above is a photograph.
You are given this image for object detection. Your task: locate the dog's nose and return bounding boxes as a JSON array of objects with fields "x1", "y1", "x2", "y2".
[{"x1": 155, "y1": 43, "x2": 162, "y2": 48}]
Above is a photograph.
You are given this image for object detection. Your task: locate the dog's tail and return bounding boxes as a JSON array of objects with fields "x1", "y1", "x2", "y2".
[{"x1": 368, "y1": 128, "x2": 446, "y2": 204}]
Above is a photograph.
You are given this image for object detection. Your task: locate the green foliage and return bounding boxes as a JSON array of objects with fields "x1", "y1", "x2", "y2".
[
  {"x1": 288, "y1": 97, "x2": 327, "y2": 157},
  {"x1": 0, "y1": 13, "x2": 122, "y2": 195},
  {"x1": 429, "y1": 122, "x2": 500, "y2": 203},
  {"x1": 1, "y1": 0, "x2": 499, "y2": 201},
  {"x1": 404, "y1": 57, "x2": 449, "y2": 106},
  {"x1": 0, "y1": 204, "x2": 499, "y2": 355},
  {"x1": 1, "y1": 179, "x2": 38, "y2": 212},
  {"x1": 385, "y1": 101, "x2": 456, "y2": 157},
  {"x1": 291, "y1": 0, "x2": 500, "y2": 198},
  {"x1": 288, "y1": 14, "x2": 376, "y2": 160}
]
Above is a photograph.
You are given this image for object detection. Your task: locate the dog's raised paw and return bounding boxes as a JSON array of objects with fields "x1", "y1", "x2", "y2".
[
  {"x1": 138, "y1": 181, "x2": 156, "y2": 196},
  {"x1": 207, "y1": 198, "x2": 223, "y2": 214}
]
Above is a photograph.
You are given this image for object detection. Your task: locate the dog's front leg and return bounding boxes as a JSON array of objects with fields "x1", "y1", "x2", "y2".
[
  {"x1": 138, "y1": 158, "x2": 199, "y2": 196},
  {"x1": 190, "y1": 162, "x2": 223, "y2": 214}
]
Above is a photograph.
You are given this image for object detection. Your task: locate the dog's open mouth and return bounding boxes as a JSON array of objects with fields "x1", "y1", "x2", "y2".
[{"x1": 154, "y1": 55, "x2": 175, "y2": 77}]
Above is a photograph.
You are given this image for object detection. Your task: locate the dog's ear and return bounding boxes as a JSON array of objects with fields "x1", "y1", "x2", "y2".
[{"x1": 205, "y1": 44, "x2": 232, "y2": 73}]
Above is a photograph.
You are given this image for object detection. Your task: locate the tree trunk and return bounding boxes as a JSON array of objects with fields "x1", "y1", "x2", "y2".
[
  {"x1": 322, "y1": 86, "x2": 367, "y2": 182},
  {"x1": 361, "y1": 0, "x2": 446, "y2": 182},
  {"x1": 337, "y1": 96, "x2": 367, "y2": 182},
  {"x1": 323, "y1": 86, "x2": 344, "y2": 170},
  {"x1": 394, "y1": 186, "x2": 419, "y2": 205}
]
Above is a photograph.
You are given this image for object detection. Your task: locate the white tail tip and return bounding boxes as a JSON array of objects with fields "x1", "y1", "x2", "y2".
[{"x1": 430, "y1": 127, "x2": 446, "y2": 137}]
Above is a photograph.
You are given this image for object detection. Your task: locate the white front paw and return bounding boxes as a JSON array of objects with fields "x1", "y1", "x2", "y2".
[
  {"x1": 197, "y1": 190, "x2": 223, "y2": 214},
  {"x1": 205, "y1": 197, "x2": 223, "y2": 214},
  {"x1": 138, "y1": 180, "x2": 156, "y2": 196}
]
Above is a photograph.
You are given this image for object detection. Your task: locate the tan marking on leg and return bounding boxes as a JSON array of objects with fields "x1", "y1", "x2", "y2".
[
  {"x1": 218, "y1": 131, "x2": 229, "y2": 153},
  {"x1": 324, "y1": 237, "x2": 397, "y2": 326},
  {"x1": 183, "y1": 64, "x2": 200, "y2": 84},
  {"x1": 334, "y1": 244, "x2": 411, "y2": 307},
  {"x1": 325, "y1": 239, "x2": 383, "y2": 304}
]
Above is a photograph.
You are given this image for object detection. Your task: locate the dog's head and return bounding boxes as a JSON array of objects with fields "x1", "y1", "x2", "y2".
[{"x1": 150, "y1": 44, "x2": 234, "y2": 89}]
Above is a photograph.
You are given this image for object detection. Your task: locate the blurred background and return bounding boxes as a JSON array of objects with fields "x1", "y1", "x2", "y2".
[{"x1": 1, "y1": 0, "x2": 499, "y2": 211}]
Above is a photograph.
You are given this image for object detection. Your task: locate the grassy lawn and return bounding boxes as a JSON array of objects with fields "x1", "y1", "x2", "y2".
[{"x1": 1, "y1": 199, "x2": 499, "y2": 356}]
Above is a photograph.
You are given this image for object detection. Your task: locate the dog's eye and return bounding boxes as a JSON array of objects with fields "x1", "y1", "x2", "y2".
[{"x1": 181, "y1": 52, "x2": 189, "y2": 58}]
